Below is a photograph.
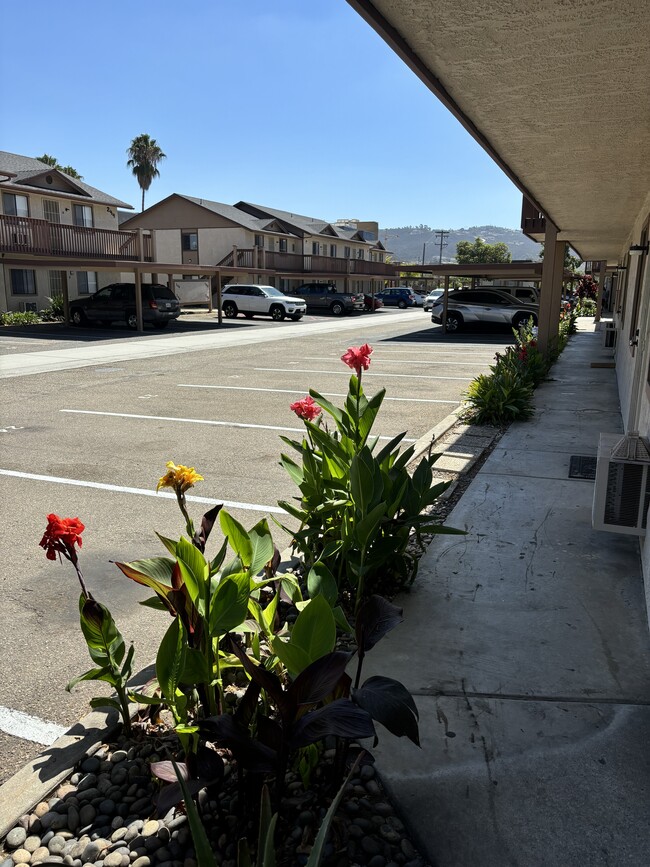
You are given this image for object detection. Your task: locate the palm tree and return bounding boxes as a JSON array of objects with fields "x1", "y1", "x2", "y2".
[
  {"x1": 35, "y1": 154, "x2": 83, "y2": 179},
  {"x1": 126, "y1": 134, "x2": 166, "y2": 212}
]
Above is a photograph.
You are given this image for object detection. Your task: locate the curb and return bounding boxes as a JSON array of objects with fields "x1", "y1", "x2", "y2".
[{"x1": 0, "y1": 415, "x2": 461, "y2": 841}]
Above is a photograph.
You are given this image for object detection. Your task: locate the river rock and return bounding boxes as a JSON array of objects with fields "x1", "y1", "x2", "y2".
[
  {"x1": 11, "y1": 851, "x2": 31, "y2": 864},
  {"x1": 6, "y1": 828, "x2": 27, "y2": 849},
  {"x1": 23, "y1": 837, "x2": 41, "y2": 854},
  {"x1": 49, "y1": 836, "x2": 67, "y2": 855},
  {"x1": 30, "y1": 847, "x2": 51, "y2": 864}
]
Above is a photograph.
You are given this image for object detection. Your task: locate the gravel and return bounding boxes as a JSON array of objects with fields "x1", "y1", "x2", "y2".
[{"x1": 1, "y1": 738, "x2": 429, "y2": 867}]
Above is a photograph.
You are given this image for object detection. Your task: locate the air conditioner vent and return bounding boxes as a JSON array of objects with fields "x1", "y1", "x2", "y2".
[{"x1": 593, "y1": 433, "x2": 650, "y2": 536}]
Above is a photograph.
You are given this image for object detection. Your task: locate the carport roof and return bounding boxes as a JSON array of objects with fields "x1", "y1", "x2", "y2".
[{"x1": 347, "y1": 0, "x2": 650, "y2": 262}]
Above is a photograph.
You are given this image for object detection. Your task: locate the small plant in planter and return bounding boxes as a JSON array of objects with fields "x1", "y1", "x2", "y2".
[{"x1": 278, "y1": 344, "x2": 463, "y2": 610}]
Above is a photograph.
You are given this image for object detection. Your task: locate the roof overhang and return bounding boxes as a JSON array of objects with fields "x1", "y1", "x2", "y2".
[{"x1": 347, "y1": 0, "x2": 650, "y2": 263}]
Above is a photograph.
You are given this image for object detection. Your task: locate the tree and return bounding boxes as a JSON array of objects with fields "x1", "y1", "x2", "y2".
[
  {"x1": 126, "y1": 134, "x2": 166, "y2": 212},
  {"x1": 35, "y1": 154, "x2": 83, "y2": 179},
  {"x1": 455, "y1": 237, "x2": 512, "y2": 264}
]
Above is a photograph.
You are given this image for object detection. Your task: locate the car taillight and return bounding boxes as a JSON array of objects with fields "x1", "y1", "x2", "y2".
[{"x1": 149, "y1": 300, "x2": 158, "y2": 309}]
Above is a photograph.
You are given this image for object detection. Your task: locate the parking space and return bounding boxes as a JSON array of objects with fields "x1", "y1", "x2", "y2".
[{"x1": 0, "y1": 310, "x2": 509, "y2": 781}]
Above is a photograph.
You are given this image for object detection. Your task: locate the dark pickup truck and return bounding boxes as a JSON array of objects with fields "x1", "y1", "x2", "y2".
[{"x1": 291, "y1": 283, "x2": 365, "y2": 315}]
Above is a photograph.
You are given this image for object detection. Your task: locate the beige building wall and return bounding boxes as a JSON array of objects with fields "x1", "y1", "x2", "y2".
[
  {"x1": 197, "y1": 228, "x2": 249, "y2": 265},
  {"x1": 8, "y1": 193, "x2": 120, "y2": 231}
]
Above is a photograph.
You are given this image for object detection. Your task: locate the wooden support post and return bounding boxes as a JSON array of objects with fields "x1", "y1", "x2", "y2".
[
  {"x1": 216, "y1": 270, "x2": 223, "y2": 325},
  {"x1": 134, "y1": 269, "x2": 144, "y2": 332},
  {"x1": 538, "y1": 222, "x2": 564, "y2": 356},
  {"x1": 442, "y1": 274, "x2": 450, "y2": 334},
  {"x1": 595, "y1": 261, "x2": 606, "y2": 322}
]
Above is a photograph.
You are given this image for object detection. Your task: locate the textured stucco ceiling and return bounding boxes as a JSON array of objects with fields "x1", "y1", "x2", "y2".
[{"x1": 350, "y1": 0, "x2": 650, "y2": 261}]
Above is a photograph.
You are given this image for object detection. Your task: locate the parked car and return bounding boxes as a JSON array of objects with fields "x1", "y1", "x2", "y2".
[
  {"x1": 430, "y1": 288, "x2": 539, "y2": 333},
  {"x1": 412, "y1": 292, "x2": 426, "y2": 307},
  {"x1": 221, "y1": 284, "x2": 306, "y2": 321},
  {"x1": 363, "y1": 294, "x2": 384, "y2": 311},
  {"x1": 423, "y1": 289, "x2": 444, "y2": 311},
  {"x1": 291, "y1": 283, "x2": 364, "y2": 315},
  {"x1": 375, "y1": 287, "x2": 418, "y2": 308},
  {"x1": 69, "y1": 283, "x2": 181, "y2": 330},
  {"x1": 477, "y1": 284, "x2": 540, "y2": 304}
]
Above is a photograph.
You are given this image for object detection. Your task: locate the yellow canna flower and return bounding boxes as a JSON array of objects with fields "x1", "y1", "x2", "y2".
[{"x1": 156, "y1": 461, "x2": 204, "y2": 494}]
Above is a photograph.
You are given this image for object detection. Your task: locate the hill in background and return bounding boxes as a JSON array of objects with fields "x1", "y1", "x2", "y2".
[{"x1": 381, "y1": 225, "x2": 542, "y2": 263}]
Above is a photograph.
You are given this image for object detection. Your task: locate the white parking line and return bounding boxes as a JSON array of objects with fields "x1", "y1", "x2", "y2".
[
  {"x1": 303, "y1": 356, "x2": 488, "y2": 366},
  {"x1": 0, "y1": 469, "x2": 284, "y2": 514},
  {"x1": 59, "y1": 410, "x2": 416, "y2": 442},
  {"x1": 0, "y1": 705, "x2": 68, "y2": 746},
  {"x1": 177, "y1": 384, "x2": 459, "y2": 405},
  {"x1": 256, "y1": 367, "x2": 471, "y2": 381}
]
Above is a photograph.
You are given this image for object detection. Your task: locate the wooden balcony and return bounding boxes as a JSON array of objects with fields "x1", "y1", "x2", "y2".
[
  {"x1": 216, "y1": 248, "x2": 394, "y2": 276},
  {"x1": 0, "y1": 214, "x2": 152, "y2": 261}
]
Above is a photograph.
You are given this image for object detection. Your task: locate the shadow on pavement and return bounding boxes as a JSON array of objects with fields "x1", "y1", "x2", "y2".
[{"x1": 383, "y1": 322, "x2": 517, "y2": 345}]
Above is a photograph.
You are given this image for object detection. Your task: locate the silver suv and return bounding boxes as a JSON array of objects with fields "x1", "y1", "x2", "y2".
[
  {"x1": 430, "y1": 288, "x2": 538, "y2": 333},
  {"x1": 222, "y1": 284, "x2": 306, "y2": 321}
]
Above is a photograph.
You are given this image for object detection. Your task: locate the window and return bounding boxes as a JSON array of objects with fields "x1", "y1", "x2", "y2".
[
  {"x1": 357, "y1": 249, "x2": 364, "y2": 259},
  {"x1": 73, "y1": 204, "x2": 93, "y2": 227},
  {"x1": 254, "y1": 234, "x2": 265, "y2": 248},
  {"x1": 49, "y1": 271, "x2": 64, "y2": 296},
  {"x1": 279, "y1": 238, "x2": 287, "y2": 253},
  {"x1": 77, "y1": 272, "x2": 98, "y2": 295},
  {"x1": 181, "y1": 232, "x2": 198, "y2": 251},
  {"x1": 344, "y1": 246, "x2": 351, "y2": 258},
  {"x1": 43, "y1": 200, "x2": 60, "y2": 223},
  {"x1": 10, "y1": 269, "x2": 36, "y2": 295},
  {"x1": 312, "y1": 241, "x2": 320, "y2": 255},
  {"x1": 330, "y1": 244, "x2": 337, "y2": 257},
  {"x1": 2, "y1": 193, "x2": 29, "y2": 217}
]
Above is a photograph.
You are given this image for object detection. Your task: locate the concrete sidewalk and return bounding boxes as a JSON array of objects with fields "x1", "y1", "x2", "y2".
[{"x1": 367, "y1": 324, "x2": 650, "y2": 866}]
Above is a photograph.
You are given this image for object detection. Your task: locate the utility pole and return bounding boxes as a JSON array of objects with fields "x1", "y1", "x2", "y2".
[{"x1": 434, "y1": 229, "x2": 449, "y2": 287}]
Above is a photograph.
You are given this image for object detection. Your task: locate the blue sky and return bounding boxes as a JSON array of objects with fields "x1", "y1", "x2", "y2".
[{"x1": 3, "y1": 1, "x2": 523, "y2": 230}]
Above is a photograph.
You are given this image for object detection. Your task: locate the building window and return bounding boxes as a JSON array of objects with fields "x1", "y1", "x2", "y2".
[
  {"x1": 344, "y1": 246, "x2": 351, "y2": 258},
  {"x1": 330, "y1": 244, "x2": 337, "y2": 257},
  {"x1": 279, "y1": 238, "x2": 287, "y2": 253},
  {"x1": 254, "y1": 234, "x2": 265, "y2": 248},
  {"x1": 291, "y1": 243, "x2": 296, "y2": 252},
  {"x1": 312, "y1": 241, "x2": 320, "y2": 255},
  {"x1": 357, "y1": 249, "x2": 364, "y2": 259},
  {"x1": 73, "y1": 204, "x2": 93, "y2": 227},
  {"x1": 49, "y1": 271, "x2": 64, "y2": 296},
  {"x1": 77, "y1": 272, "x2": 98, "y2": 295},
  {"x1": 268, "y1": 238, "x2": 274, "y2": 251},
  {"x1": 181, "y1": 232, "x2": 198, "y2": 251},
  {"x1": 2, "y1": 193, "x2": 29, "y2": 217},
  {"x1": 43, "y1": 200, "x2": 60, "y2": 223},
  {"x1": 10, "y1": 269, "x2": 36, "y2": 295}
]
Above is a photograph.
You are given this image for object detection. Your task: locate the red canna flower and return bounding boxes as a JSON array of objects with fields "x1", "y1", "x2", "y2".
[
  {"x1": 341, "y1": 343, "x2": 373, "y2": 375},
  {"x1": 290, "y1": 395, "x2": 322, "y2": 421},
  {"x1": 40, "y1": 514, "x2": 85, "y2": 561}
]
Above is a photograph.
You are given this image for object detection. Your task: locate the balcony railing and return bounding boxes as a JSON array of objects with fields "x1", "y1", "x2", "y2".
[
  {"x1": 216, "y1": 248, "x2": 393, "y2": 276},
  {"x1": 0, "y1": 214, "x2": 152, "y2": 261}
]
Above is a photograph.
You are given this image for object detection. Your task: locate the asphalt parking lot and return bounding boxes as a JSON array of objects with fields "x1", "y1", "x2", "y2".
[{"x1": 0, "y1": 308, "x2": 512, "y2": 781}]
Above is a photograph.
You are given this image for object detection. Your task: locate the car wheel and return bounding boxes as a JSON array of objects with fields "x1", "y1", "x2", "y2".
[
  {"x1": 290, "y1": 314, "x2": 303, "y2": 321},
  {"x1": 270, "y1": 305, "x2": 285, "y2": 321},
  {"x1": 398, "y1": 300, "x2": 407, "y2": 309},
  {"x1": 330, "y1": 301, "x2": 345, "y2": 316},
  {"x1": 223, "y1": 302, "x2": 238, "y2": 318},
  {"x1": 513, "y1": 312, "x2": 537, "y2": 329},
  {"x1": 445, "y1": 312, "x2": 462, "y2": 333},
  {"x1": 243, "y1": 312, "x2": 254, "y2": 319},
  {"x1": 153, "y1": 321, "x2": 169, "y2": 330},
  {"x1": 126, "y1": 311, "x2": 138, "y2": 330},
  {"x1": 71, "y1": 308, "x2": 86, "y2": 326}
]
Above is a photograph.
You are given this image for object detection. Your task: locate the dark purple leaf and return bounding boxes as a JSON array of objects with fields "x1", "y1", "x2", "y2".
[
  {"x1": 155, "y1": 779, "x2": 203, "y2": 816},
  {"x1": 265, "y1": 546, "x2": 281, "y2": 579},
  {"x1": 194, "y1": 504, "x2": 223, "y2": 552},
  {"x1": 290, "y1": 700, "x2": 375, "y2": 748},
  {"x1": 352, "y1": 676, "x2": 420, "y2": 746},
  {"x1": 355, "y1": 596, "x2": 403, "y2": 653},
  {"x1": 195, "y1": 744, "x2": 225, "y2": 784},
  {"x1": 290, "y1": 651, "x2": 354, "y2": 707},
  {"x1": 256, "y1": 715, "x2": 283, "y2": 752},
  {"x1": 233, "y1": 680, "x2": 261, "y2": 729},
  {"x1": 151, "y1": 760, "x2": 188, "y2": 783},
  {"x1": 228, "y1": 637, "x2": 284, "y2": 708},
  {"x1": 200, "y1": 713, "x2": 277, "y2": 772}
]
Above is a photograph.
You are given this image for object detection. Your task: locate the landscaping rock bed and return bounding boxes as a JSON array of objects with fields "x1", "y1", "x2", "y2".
[{"x1": 1, "y1": 736, "x2": 428, "y2": 867}]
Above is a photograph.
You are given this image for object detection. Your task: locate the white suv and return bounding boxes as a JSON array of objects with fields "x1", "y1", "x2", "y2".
[{"x1": 221, "y1": 285, "x2": 306, "y2": 321}]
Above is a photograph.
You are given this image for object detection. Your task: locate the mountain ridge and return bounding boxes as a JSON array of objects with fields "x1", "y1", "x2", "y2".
[{"x1": 380, "y1": 225, "x2": 542, "y2": 263}]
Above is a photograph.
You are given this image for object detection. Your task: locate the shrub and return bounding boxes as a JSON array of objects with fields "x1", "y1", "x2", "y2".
[
  {"x1": 1, "y1": 311, "x2": 40, "y2": 326},
  {"x1": 462, "y1": 367, "x2": 534, "y2": 425},
  {"x1": 575, "y1": 298, "x2": 596, "y2": 316}
]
